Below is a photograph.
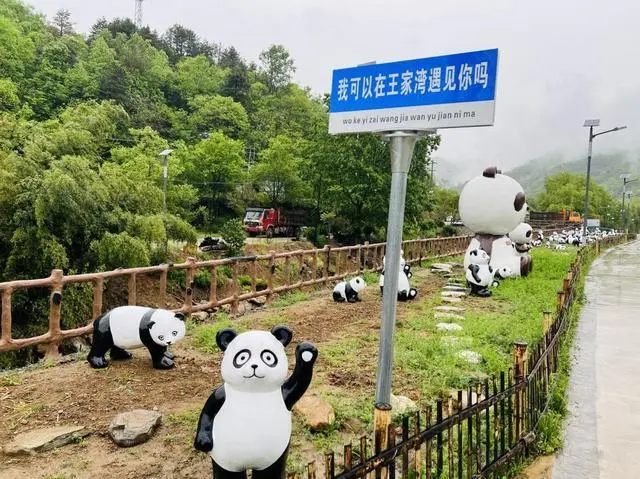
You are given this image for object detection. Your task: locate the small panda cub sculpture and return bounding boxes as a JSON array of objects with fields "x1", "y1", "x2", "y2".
[
  {"x1": 87, "y1": 306, "x2": 186, "y2": 370},
  {"x1": 194, "y1": 325, "x2": 318, "y2": 479},
  {"x1": 379, "y1": 252, "x2": 417, "y2": 301},
  {"x1": 333, "y1": 276, "x2": 366, "y2": 303},
  {"x1": 466, "y1": 249, "x2": 494, "y2": 297}
]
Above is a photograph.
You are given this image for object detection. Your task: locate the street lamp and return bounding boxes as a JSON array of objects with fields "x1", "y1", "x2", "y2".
[
  {"x1": 582, "y1": 120, "x2": 627, "y2": 236},
  {"x1": 620, "y1": 174, "x2": 638, "y2": 232},
  {"x1": 159, "y1": 149, "x2": 174, "y2": 213}
]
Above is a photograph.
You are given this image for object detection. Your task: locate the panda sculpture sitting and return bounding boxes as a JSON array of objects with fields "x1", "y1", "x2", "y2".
[
  {"x1": 333, "y1": 276, "x2": 366, "y2": 302},
  {"x1": 87, "y1": 306, "x2": 186, "y2": 370},
  {"x1": 460, "y1": 166, "x2": 532, "y2": 278},
  {"x1": 379, "y1": 252, "x2": 417, "y2": 301},
  {"x1": 466, "y1": 249, "x2": 494, "y2": 297},
  {"x1": 194, "y1": 325, "x2": 318, "y2": 479},
  {"x1": 508, "y1": 222, "x2": 534, "y2": 256}
]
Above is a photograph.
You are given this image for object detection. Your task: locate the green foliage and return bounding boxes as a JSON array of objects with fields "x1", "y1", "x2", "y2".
[
  {"x1": 258, "y1": 44, "x2": 296, "y2": 92},
  {"x1": 219, "y1": 218, "x2": 246, "y2": 257},
  {"x1": 90, "y1": 232, "x2": 150, "y2": 270},
  {"x1": 271, "y1": 291, "x2": 311, "y2": 308}
]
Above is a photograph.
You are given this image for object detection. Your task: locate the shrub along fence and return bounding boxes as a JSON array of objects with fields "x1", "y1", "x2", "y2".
[
  {"x1": 0, "y1": 235, "x2": 471, "y2": 357},
  {"x1": 285, "y1": 233, "x2": 626, "y2": 479}
]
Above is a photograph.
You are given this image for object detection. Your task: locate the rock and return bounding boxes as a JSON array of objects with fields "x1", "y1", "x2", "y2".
[
  {"x1": 3, "y1": 426, "x2": 89, "y2": 455},
  {"x1": 294, "y1": 396, "x2": 335, "y2": 432},
  {"x1": 450, "y1": 263, "x2": 464, "y2": 269},
  {"x1": 108, "y1": 409, "x2": 162, "y2": 447},
  {"x1": 441, "y1": 291, "x2": 466, "y2": 298},
  {"x1": 69, "y1": 337, "x2": 90, "y2": 353},
  {"x1": 435, "y1": 306, "x2": 465, "y2": 313},
  {"x1": 191, "y1": 311, "x2": 209, "y2": 321},
  {"x1": 435, "y1": 312, "x2": 465, "y2": 320},
  {"x1": 436, "y1": 323, "x2": 463, "y2": 332},
  {"x1": 458, "y1": 350, "x2": 482, "y2": 364},
  {"x1": 447, "y1": 389, "x2": 486, "y2": 413},
  {"x1": 390, "y1": 394, "x2": 418, "y2": 418},
  {"x1": 441, "y1": 297, "x2": 462, "y2": 303},
  {"x1": 443, "y1": 286, "x2": 468, "y2": 292},
  {"x1": 248, "y1": 297, "x2": 266, "y2": 307}
]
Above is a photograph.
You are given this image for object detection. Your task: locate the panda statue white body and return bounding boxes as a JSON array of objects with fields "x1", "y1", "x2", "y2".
[
  {"x1": 508, "y1": 222, "x2": 533, "y2": 256},
  {"x1": 460, "y1": 167, "x2": 531, "y2": 279},
  {"x1": 194, "y1": 325, "x2": 318, "y2": 479},
  {"x1": 465, "y1": 249, "x2": 494, "y2": 297},
  {"x1": 87, "y1": 306, "x2": 186, "y2": 370},
  {"x1": 379, "y1": 252, "x2": 417, "y2": 301},
  {"x1": 333, "y1": 276, "x2": 366, "y2": 302}
]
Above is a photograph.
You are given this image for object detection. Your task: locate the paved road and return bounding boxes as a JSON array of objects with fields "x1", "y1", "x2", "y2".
[{"x1": 554, "y1": 239, "x2": 640, "y2": 479}]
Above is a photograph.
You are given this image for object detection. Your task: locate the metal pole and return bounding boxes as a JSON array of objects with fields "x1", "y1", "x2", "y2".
[
  {"x1": 373, "y1": 132, "x2": 418, "y2": 456},
  {"x1": 622, "y1": 179, "x2": 626, "y2": 231},
  {"x1": 582, "y1": 126, "x2": 593, "y2": 237},
  {"x1": 162, "y1": 155, "x2": 168, "y2": 213}
]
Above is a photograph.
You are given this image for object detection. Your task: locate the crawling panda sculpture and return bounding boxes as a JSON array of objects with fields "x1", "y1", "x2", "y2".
[
  {"x1": 87, "y1": 306, "x2": 186, "y2": 370},
  {"x1": 333, "y1": 276, "x2": 366, "y2": 302},
  {"x1": 466, "y1": 249, "x2": 494, "y2": 297},
  {"x1": 194, "y1": 325, "x2": 318, "y2": 479},
  {"x1": 460, "y1": 166, "x2": 532, "y2": 278},
  {"x1": 379, "y1": 252, "x2": 417, "y2": 301}
]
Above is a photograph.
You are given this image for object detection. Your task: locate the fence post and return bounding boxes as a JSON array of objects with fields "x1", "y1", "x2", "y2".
[
  {"x1": 1, "y1": 288, "x2": 13, "y2": 347},
  {"x1": 184, "y1": 257, "x2": 196, "y2": 317},
  {"x1": 373, "y1": 403, "x2": 392, "y2": 479},
  {"x1": 159, "y1": 267, "x2": 168, "y2": 308},
  {"x1": 267, "y1": 252, "x2": 276, "y2": 303},
  {"x1": 92, "y1": 278, "x2": 103, "y2": 320},
  {"x1": 513, "y1": 341, "x2": 528, "y2": 439},
  {"x1": 231, "y1": 261, "x2": 239, "y2": 315},
  {"x1": 557, "y1": 290, "x2": 565, "y2": 315},
  {"x1": 323, "y1": 245, "x2": 331, "y2": 285},
  {"x1": 128, "y1": 273, "x2": 137, "y2": 306},
  {"x1": 45, "y1": 269, "x2": 64, "y2": 360}
]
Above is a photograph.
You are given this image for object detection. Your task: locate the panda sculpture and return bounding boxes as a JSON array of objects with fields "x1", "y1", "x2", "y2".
[
  {"x1": 508, "y1": 222, "x2": 533, "y2": 256},
  {"x1": 87, "y1": 306, "x2": 186, "y2": 370},
  {"x1": 465, "y1": 249, "x2": 494, "y2": 297},
  {"x1": 194, "y1": 325, "x2": 318, "y2": 479},
  {"x1": 379, "y1": 252, "x2": 417, "y2": 301},
  {"x1": 333, "y1": 276, "x2": 366, "y2": 303},
  {"x1": 460, "y1": 166, "x2": 532, "y2": 278},
  {"x1": 491, "y1": 266, "x2": 513, "y2": 288}
]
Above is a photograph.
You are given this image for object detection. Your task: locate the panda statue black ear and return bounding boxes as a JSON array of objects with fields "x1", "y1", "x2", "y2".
[
  {"x1": 271, "y1": 325, "x2": 293, "y2": 347},
  {"x1": 174, "y1": 312, "x2": 185, "y2": 321},
  {"x1": 216, "y1": 328, "x2": 238, "y2": 351}
]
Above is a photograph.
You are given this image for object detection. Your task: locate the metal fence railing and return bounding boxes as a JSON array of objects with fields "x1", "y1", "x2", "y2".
[{"x1": 0, "y1": 235, "x2": 472, "y2": 356}]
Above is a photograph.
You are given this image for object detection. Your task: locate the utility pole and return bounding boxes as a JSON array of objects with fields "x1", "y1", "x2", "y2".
[
  {"x1": 134, "y1": 0, "x2": 144, "y2": 28},
  {"x1": 620, "y1": 174, "x2": 638, "y2": 233},
  {"x1": 159, "y1": 149, "x2": 173, "y2": 213}
]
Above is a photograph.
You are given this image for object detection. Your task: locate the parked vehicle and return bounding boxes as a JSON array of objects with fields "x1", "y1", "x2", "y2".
[
  {"x1": 528, "y1": 209, "x2": 583, "y2": 224},
  {"x1": 243, "y1": 207, "x2": 312, "y2": 238}
]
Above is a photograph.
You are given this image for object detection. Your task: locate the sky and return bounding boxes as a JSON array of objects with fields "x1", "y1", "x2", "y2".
[{"x1": 26, "y1": 0, "x2": 640, "y2": 182}]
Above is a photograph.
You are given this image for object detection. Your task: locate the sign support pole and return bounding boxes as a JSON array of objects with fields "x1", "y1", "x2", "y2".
[{"x1": 373, "y1": 130, "x2": 421, "y2": 461}]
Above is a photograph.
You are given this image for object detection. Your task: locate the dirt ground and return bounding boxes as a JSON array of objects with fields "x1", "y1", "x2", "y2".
[{"x1": 0, "y1": 267, "x2": 447, "y2": 479}]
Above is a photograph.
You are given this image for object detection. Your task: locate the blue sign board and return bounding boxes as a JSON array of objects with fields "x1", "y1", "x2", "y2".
[{"x1": 328, "y1": 48, "x2": 499, "y2": 134}]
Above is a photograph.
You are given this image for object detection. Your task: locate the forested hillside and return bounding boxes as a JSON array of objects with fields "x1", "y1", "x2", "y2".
[{"x1": 0, "y1": 0, "x2": 448, "y2": 285}]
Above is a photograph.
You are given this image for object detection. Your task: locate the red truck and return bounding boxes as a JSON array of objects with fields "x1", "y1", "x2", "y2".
[{"x1": 243, "y1": 207, "x2": 311, "y2": 238}]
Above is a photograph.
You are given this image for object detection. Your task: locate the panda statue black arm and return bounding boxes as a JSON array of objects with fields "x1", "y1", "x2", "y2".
[
  {"x1": 194, "y1": 385, "x2": 226, "y2": 453},
  {"x1": 282, "y1": 341, "x2": 318, "y2": 410}
]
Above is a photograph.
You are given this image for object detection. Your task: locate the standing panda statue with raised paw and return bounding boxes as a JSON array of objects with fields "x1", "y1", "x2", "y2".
[
  {"x1": 194, "y1": 325, "x2": 318, "y2": 479},
  {"x1": 379, "y1": 252, "x2": 417, "y2": 301},
  {"x1": 466, "y1": 249, "x2": 494, "y2": 297},
  {"x1": 459, "y1": 167, "x2": 532, "y2": 279},
  {"x1": 333, "y1": 276, "x2": 366, "y2": 303},
  {"x1": 87, "y1": 306, "x2": 186, "y2": 370}
]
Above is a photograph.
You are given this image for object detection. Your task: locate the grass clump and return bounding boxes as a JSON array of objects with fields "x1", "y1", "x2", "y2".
[{"x1": 271, "y1": 291, "x2": 311, "y2": 308}]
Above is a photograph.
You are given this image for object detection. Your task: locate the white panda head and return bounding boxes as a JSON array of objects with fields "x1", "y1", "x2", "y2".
[
  {"x1": 468, "y1": 249, "x2": 490, "y2": 265},
  {"x1": 349, "y1": 276, "x2": 367, "y2": 292},
  {"x1": 494, "y1": 266, "x2": 513, "y2": 279},
  {"x1": 508, "y1": 223, "x2": 533, "y2": 245},
  {"x1": 148, "y1": 310, "x2": 186, "y2": 347},
  {"x1": 216, "y1": 325, "x2": 291, "y2": 392},
  {"x1": 458, "y1": 167, "x2": 527, "y2": 235}
]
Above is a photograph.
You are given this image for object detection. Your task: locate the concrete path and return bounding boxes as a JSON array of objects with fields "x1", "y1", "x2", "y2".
[{"x1": 554, "y1": 239, "x2": 640, "y2": 479}]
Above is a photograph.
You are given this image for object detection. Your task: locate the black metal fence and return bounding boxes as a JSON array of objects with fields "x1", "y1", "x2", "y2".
[{"x1": 286, "y1": 234, "x2": 625, "y2": 479}]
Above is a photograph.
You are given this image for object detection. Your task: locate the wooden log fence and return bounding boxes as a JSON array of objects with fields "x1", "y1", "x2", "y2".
[
  {"x1": 281, "y1": 233, "x2": 626, "y2": 479},
  {"x1": 0, "y1": 235, "x2": 472, "y2": 355}
]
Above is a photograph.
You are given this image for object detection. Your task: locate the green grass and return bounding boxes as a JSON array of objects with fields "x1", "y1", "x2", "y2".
[
  {"x1": 270, "y1": 291, "x2": 311, "y2": 308},
  {"x1": 190, "y1": 313, "x2": 242, "y2": 354}
]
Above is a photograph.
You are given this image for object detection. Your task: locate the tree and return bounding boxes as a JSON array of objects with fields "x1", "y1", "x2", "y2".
[
  {"x1": 251, "y1": 135, "x2": 309, "y2": 206},
  {"x1": 51, "y1": 9, "x2": 73, "y2": 37},
  {"x1": 187, "y1": 94, "x2": 249, "y2": 140},
  {"x1": 175, "y1": 55, "x2": 227, "y2": 100},
  {"x1": 258, "y1": 44, "x2": 296, "y2": 92},
  {"x1": 162, "y1": 24, "x2": 214, "y2": 62}
]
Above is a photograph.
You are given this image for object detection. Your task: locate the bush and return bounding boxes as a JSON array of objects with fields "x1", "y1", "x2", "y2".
[
  {"x1": 164, "y1": 214, "x2": 198, "y2": 243},
  {"x1": 219, "y1": 218, "x2": 246, "y2": 257},
  {"x1": 90, "y1": 232, "x2": 150, "y2": 270}
]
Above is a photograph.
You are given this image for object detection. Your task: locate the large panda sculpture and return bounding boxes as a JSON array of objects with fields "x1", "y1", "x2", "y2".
[
  {"x1": 194, "y1": 325, "x2": 318, "y2": 479},
  {"x1": 379, "y1": 252, "x2": 417, "y2": 301},
  {"x1": 87, "y1": 306, "x2": 186, "y2": 370},
  {"x1": 459, "y1": 166, "x2": 532, "y2": 278},
  {"x1": 333, "y1": 276, "x2": 366, "y2": 302}
]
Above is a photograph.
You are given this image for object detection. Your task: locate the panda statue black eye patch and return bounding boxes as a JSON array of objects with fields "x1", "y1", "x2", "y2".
[
  {"x1": 260, "y1": 349, "x2": 278, "y2": 367},
  {"x1": 233, "y1": 349, "x2": 252, "y2": 368}
]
